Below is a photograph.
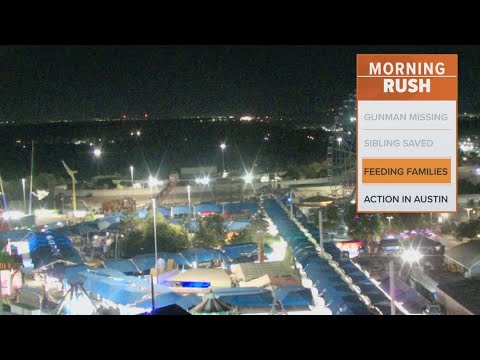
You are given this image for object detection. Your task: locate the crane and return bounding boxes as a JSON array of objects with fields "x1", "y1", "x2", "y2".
[{"x1": 61, "y1": 160, "x2": 78, "y2": 212}]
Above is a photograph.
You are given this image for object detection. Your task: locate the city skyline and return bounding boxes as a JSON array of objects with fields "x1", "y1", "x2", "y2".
[{"x1": 1, "y1": 45, "x2": 480, "y2": 123}]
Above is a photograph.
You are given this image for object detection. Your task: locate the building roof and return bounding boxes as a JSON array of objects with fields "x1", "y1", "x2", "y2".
[
  {"x1": 437, "y1": 279, "x2": 480, "y2": 315},
  {"x1": 167, "y1": 268, "x2": 232, "y2": 288},
  {"x1": 232, "y1": 261, "x2": 295, "y2": 282},
  {"x1": 445, "y1": 240, "x2": 480, "y2": 271}
]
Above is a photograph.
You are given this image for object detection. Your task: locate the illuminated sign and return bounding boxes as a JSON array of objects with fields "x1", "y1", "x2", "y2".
[{"x1": 357, "y1": 54, "x2": 458, "y2": 213}]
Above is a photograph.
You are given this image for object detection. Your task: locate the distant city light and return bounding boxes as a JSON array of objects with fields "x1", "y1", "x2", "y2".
[
  {"x1": 240, "y1": 116, "x2": 253, "y2": 121},
  {"x1": 136, "y1": 130, "x2": 141, "y2": 136},
  {"x1": 220, "y1": 143, "x2": 226, "y2": 150}
]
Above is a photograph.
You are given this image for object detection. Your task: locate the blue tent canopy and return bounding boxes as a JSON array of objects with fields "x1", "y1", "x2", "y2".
[
  {"x1": 131, "y1": 254, "x2": 156, "y2": 272},
  {"x1": 0, "y1": 230, "x2": 33, "y2": 243},
  {"x1": 175, "y1": 293, "x2": 202, "y2": 310},
  {"x1": 157, "y1": 207, "x2": 171, "y2": 217},
  {"x1": 104, "y1": 259, "x2": 141, "y2": 274},
  {"x1": 194, "y1": 204, "x2": 222, "y2": 213},
  {"x1": 223, "y1": 202, "x2": 259, "y2": 213},
  {"x1": 171, "y1": 206, "x2": 191, "y2": 216},
  {"x1": 214, "y1": 287, "x2": 274, "y2": 307},
  {"x1": 137, "y1": 210, "x2": 149, "y2": 219},
  {"x1": 224, "y1": 220, "x2": 251, "y2": 231},
  {"x1": 134, "y1": 292, "x2": 183, "y2": 311},
  {"x1": 221, "y1": 242, "x2": 273, "y2": 261},
  {"x1": 262, "y1": 199, "x2": 380, "y2": 315},
  {"x1": 28, "y1": 231, "x2": 82, "y2": 269},
  {"x1": 131, "y1": 252, "x2": 192, "y2": 271},
  {"x1": 274, "y1": 285, "x2": 313, "y2": 307}
]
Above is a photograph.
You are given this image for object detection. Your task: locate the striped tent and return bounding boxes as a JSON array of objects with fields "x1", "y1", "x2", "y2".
[{"x1": 190, "y1": 293, "x2": 236, "y2": 315}]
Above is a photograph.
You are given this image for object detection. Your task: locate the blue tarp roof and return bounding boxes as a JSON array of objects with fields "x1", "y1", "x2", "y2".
[
  {"x1": 137, "y1": 210, "x2": 148, "y2": 218},
  {"x1": 64, "y1": 266, "x2": 193, "y2": 310},
  {"x1": 194, "y1": 204, "x2": 223, "y2": 213},
  {"x1": 157, "y1": 207, "x2": 171, "y2": 217},
  {"x1": 63, "y1": 267, "x2": 161, "y2": 306},
  {"x1": 131, "y1": 252, "x2": 192, "y2": 272},
  {"x1": 104, "y1": 259, "x2": 141, "y2": 274},
  {"x1": 131, "y1": 254, "x2": 157, "y2": 272},
  {"x1": 223, "y1": 202, "x2": 259, "y2": 213},
  {"x1": 221, "y1": 242, "x2": 273, "y2": 260},
  {"x1": 225, "y1": 220, "x2": 251, "y2": 231},
  {"x1": 175, "y1": 294, "x2": 202, "y2": 310},
  {"x1": 171, "y1": 206, "x2": 190, "y2": 215},
  {"x1": 214, "y1": 287, "x2": 274, "y2": 307},
  {"x1": 274, "y1": 285, "x2": 313, "y2": 307},
  {"x1": 134, "y1": 291, "x2": 183, "y2": 310},
  {"x1": 0, "y1": 230, "x2": 32, "y2": 242},
  {"x1": 28, "y1": 231, "x2": 82, "y2": 269},
  {"x1": 263, "y1": 199, "x2": 377, "y2": 315}
]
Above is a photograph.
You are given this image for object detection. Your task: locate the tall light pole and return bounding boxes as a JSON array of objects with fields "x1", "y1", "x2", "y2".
[
  {"x1": 389, "y1": 260, "x2": 396, "y2": 315},
  {"x1": 465, "y1": 208, "x2": 473, "y2": 220},
  {"x1": 337, "y1": 137, "x2": 345, "y2": 196},
  {"x1": 187, "y1": 185, "x2": 191, "y2": 217},
  {"x1": 130, "y1": 166, "x2": 134, "y2": 188},
  {"x1": 318, "y1": 209, "x2": 324, "y2": 252},
  {"x1": 386, "y1": 216, "x2": 393, "y2": 229},
  {"x1": 93, "y1": 148, "x2": 102, "y2": 176},
  {"x1": 152, "y1": 198, "x2": 158, "y2": 278},
  {"x1": 29, "y1": 140, "x2": 34, "y2": 215},
  {"x1": 220, "y1": 143, "x2": 226, "y2": 174},
  {"x1": 21, "y1": 178, "x2": 26, "y2": 213}
]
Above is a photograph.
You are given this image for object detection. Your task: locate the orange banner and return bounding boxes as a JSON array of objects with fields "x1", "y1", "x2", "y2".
[
  {"x1": 357, "y1": 54, "x2": 457, "y2": 101},
  {"x1": 362, "y1": 158, "x2": 451, "y2": 184}
]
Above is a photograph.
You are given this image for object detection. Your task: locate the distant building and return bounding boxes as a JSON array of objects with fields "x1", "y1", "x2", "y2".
[
  {"x1": 445, "y1": 240, "x2": 480, "y2": 278},
  {"x1": 437, "y1": 279, "x2": 480, "y2": 315}
]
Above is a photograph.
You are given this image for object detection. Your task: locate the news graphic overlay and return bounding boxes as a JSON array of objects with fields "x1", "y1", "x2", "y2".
[{"x1": 357, "y1": 54, "x2": 458, "y2": 213}]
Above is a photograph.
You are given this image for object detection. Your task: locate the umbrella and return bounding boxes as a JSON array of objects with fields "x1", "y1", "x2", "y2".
[{"x1": 190, "y1": 293, "x2": 236, "y2": 315}]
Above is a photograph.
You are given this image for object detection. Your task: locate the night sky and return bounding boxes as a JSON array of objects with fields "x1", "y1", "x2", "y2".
[{"x1": 1, "y1": 45, "x2": 480, "y2": 122}]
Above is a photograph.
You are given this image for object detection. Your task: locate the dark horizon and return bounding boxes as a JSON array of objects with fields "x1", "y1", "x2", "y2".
[{"x1": 1, "y1": 45, "x2": 479, "y2": 123}]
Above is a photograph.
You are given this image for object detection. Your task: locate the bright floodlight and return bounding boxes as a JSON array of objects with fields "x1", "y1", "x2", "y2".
[
  {"x1": 220, "y1": 143, "x2": 226, "y2": 150},
  {"x1": 201, "y1": 176, "x2": 210, "y2": 186},
  {"x1": 136, "y1": 130, "x2": 141, "y2": 136},
  {"x1": 93, "y1": 149, "x2": 102, "y2": 157},
  {"x1": 243, "y1": 172, "x2": 254, "y2": 184},
  {"x1": 402, "y1": 248, "x2": 423, "y2": 263},
  {"x1": 337, "y1": 137, "x2": 343, "y2": 145},
  {"x1": 148, "y1": 175, "x2": 157, "y2": 188}
]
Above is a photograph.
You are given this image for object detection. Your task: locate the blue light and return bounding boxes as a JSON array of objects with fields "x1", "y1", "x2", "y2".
[{"x1": 181, "y1": 281, "x2": 211, "y2": 288}]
